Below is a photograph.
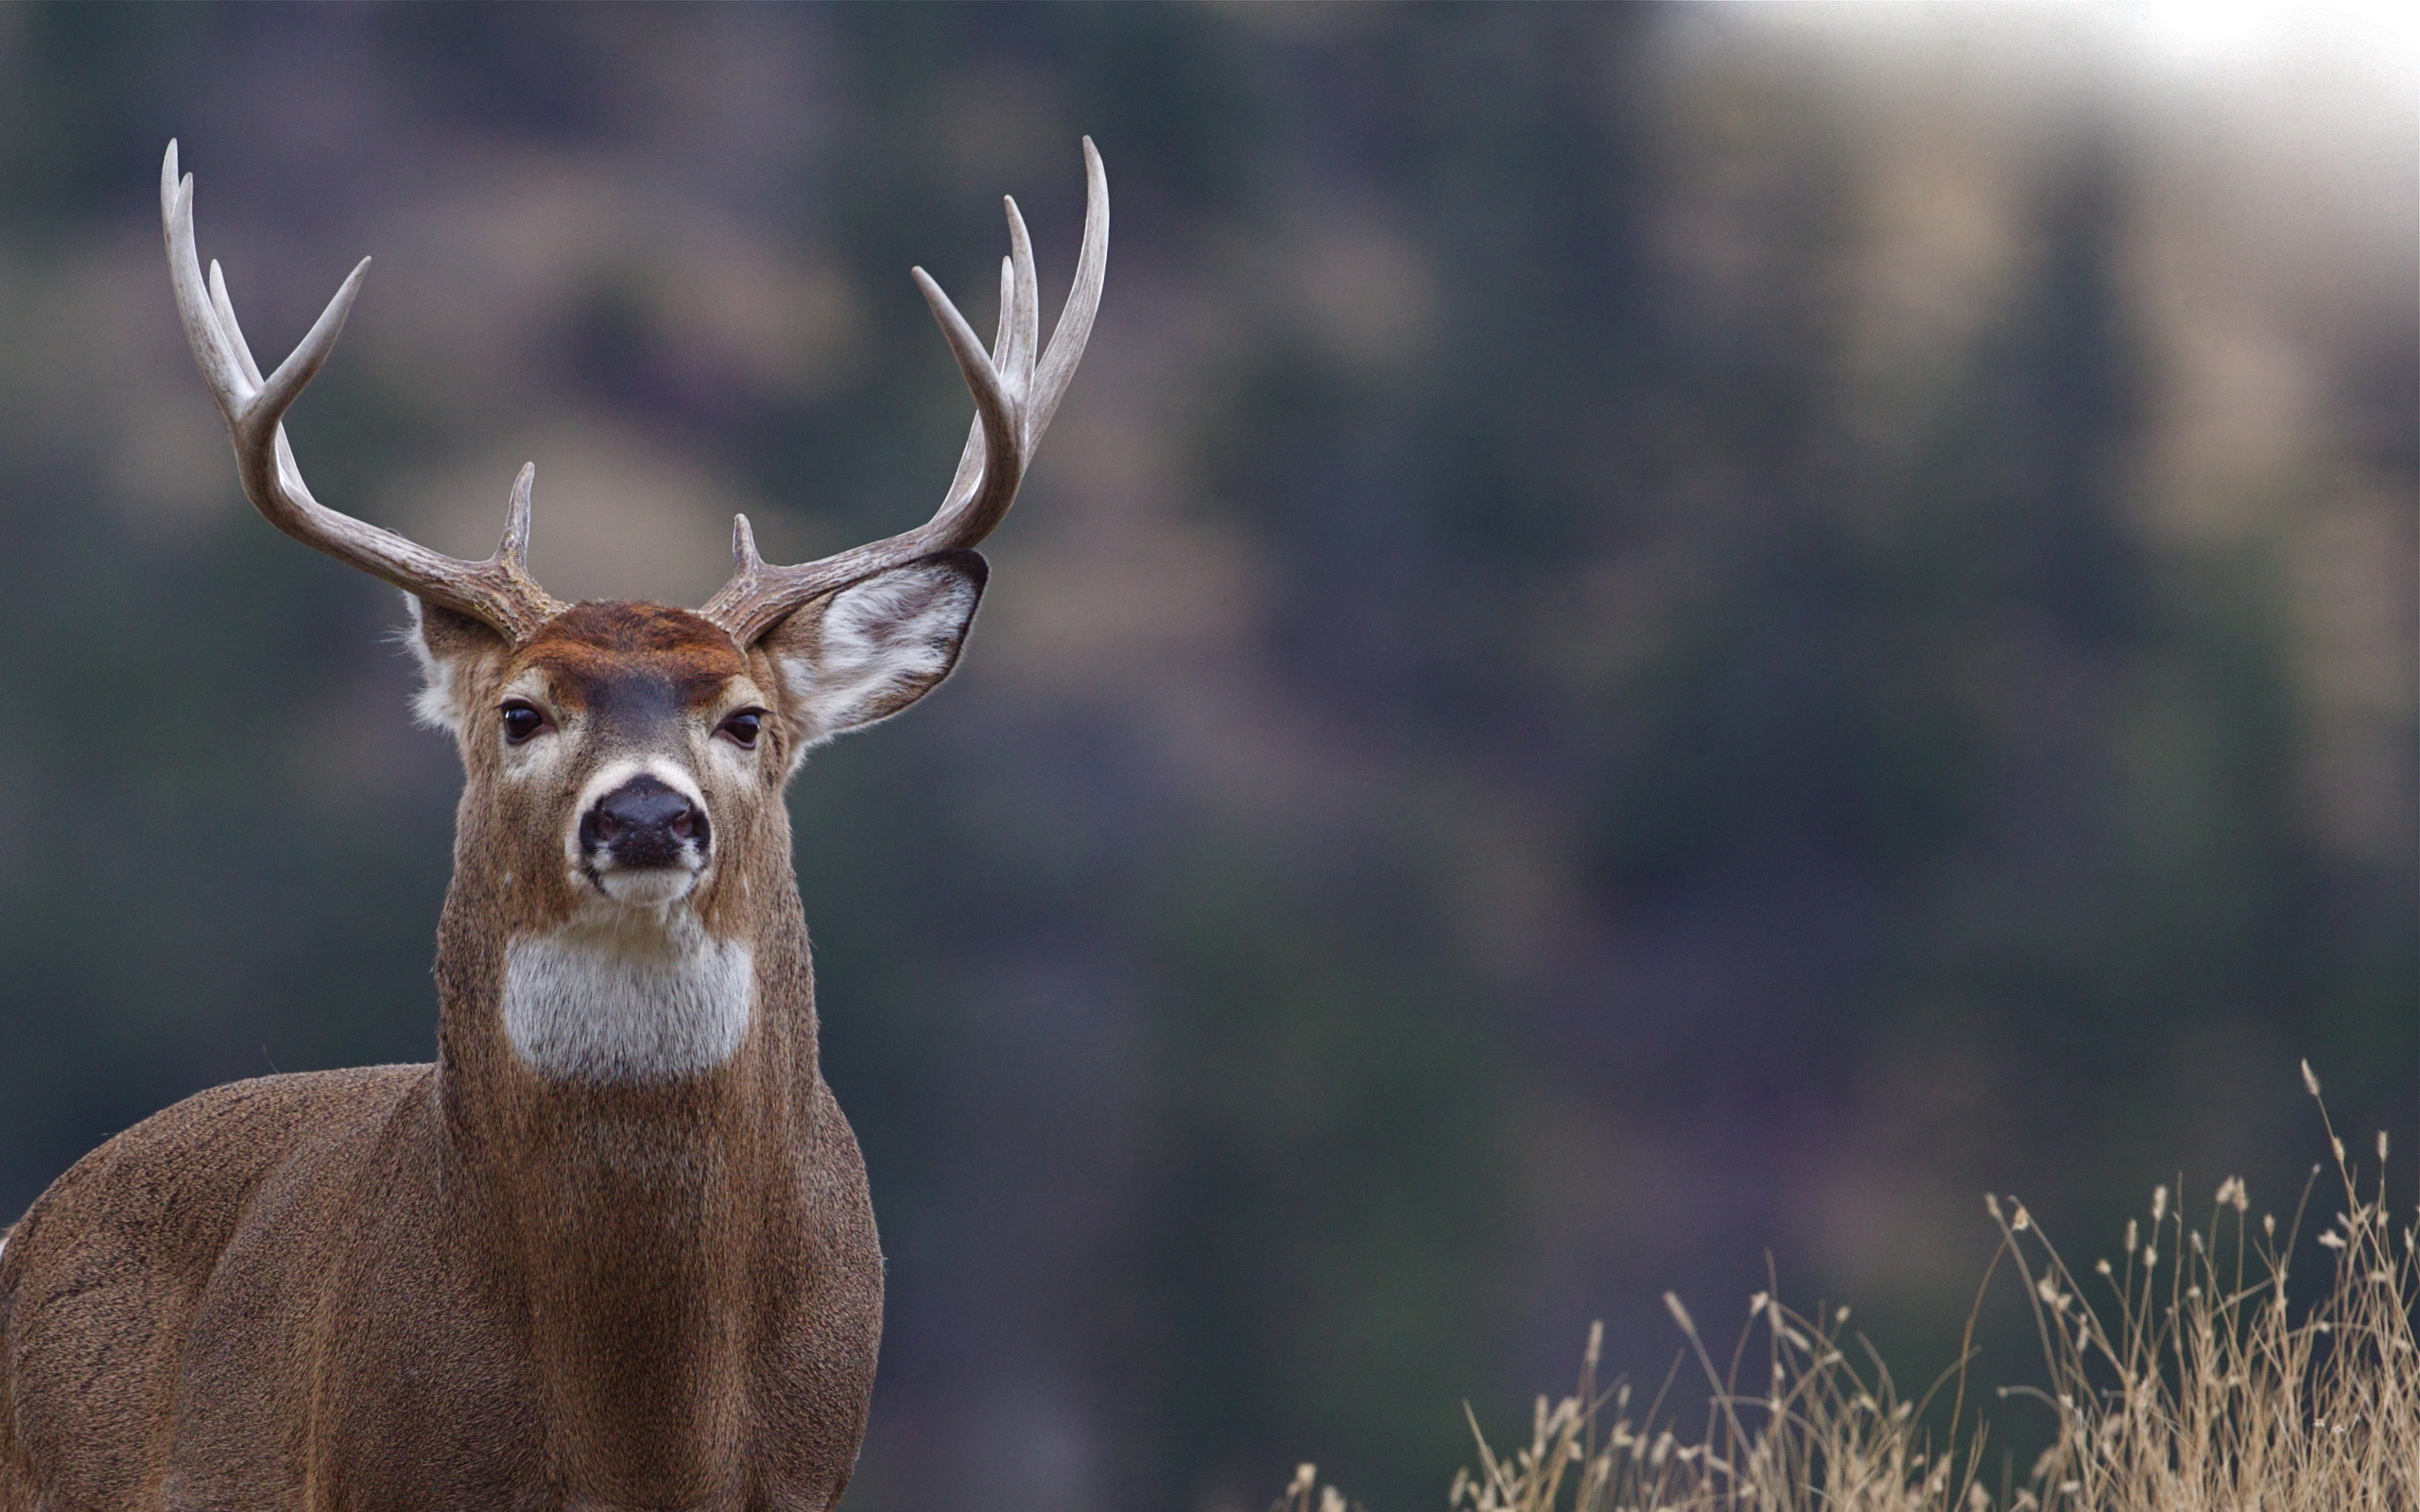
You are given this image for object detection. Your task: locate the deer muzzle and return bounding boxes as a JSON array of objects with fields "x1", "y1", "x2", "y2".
[{"x1": 579, "y1": 774, "x2": 711, "y2": 904}]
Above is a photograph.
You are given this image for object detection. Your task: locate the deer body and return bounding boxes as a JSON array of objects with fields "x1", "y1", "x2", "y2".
[{"x1": 0, "y1": 143, "x2": 1104, "y2": 1512}]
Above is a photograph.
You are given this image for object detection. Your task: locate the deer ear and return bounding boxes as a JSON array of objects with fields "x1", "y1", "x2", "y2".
[
  {"x1": 403, "y1": 594, "x2": 509, "y2": 734},
  {"x1": 759, "y1": 551, "x2": 987, "y2": 762}
]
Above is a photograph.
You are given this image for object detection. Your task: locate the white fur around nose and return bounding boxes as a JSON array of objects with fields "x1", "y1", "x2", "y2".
[{"x1": 503, "y1": 915, "x2": 752, "y2": 1085}]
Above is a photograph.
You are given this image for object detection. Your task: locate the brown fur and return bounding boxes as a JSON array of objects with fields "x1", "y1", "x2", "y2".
[{"x1": 0, "y1": 582, "x2": 981, "y2": 1511}]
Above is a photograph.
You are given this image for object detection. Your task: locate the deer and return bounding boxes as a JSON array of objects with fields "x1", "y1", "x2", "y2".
[{"x1": 0, "y1": 138, "x2": 1104, "y2": 1512}]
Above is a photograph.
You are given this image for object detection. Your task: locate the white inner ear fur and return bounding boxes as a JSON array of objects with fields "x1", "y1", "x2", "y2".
[
  {"x1": 401, "y1": 594, "x2": 499, "y2": 735},
  {"x1": 404, "y1": 601, "x2": 459, "y2": 731},
  {"x1": 769, "y1": 559, "x2": 981, "y2": 757}
]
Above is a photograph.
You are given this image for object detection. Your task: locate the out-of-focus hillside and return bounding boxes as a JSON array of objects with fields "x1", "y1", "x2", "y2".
[{"x1": 0, "y1": 8, "x2": 2408, "y2": 1512}]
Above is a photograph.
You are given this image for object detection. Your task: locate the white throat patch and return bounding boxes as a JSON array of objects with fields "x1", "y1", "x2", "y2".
[{"x1": 502, "y1": 913, "x2": 753, "y2": 1085}]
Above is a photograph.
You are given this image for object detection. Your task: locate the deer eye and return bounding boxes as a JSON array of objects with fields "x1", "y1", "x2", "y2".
[
  {"x1": 499, "y1": 701, "x2": 550, "y2": 745},
  {"x1": 717, "y1": 709, "x2": 765, "y2": 749}
]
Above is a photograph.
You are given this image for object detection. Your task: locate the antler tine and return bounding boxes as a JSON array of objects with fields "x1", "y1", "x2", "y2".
[
  {"x1": 205, "y1": 262, "x2": 267, "y2": 388},
  {"x1": 928, "y1": 253, "x2": 1021, "y2": 524},
  {"x1": 1004, "y1": 198, "x2": 1041, "y2": 403},
  {"x1": 907, "y1": 264, "x2": 1024, "y2": 546},
  {"x1": 1029, "y1": 136, "x2": 1109, "y2": 441},
  {"x1": 164, "y1": 146, "x2": 251, "y2": 411},
  {"x1": 700, "y1": 142, "x2": 1109, "y2": 647},
  {"x1": 897, "y1": 193, "x2": 1054, "y2": 562},
  {"x1": 161, "y1": 143, "x2": 564, "y2": 642},
  {"x1": 501, "y1": 463, "x2": 538, "y2": 567}
]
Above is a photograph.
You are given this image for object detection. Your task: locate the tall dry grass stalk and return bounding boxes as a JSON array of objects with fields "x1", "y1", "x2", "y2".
[{"x1": 1407, "y1": 1068, "x2": 2417, "y2": 1512}]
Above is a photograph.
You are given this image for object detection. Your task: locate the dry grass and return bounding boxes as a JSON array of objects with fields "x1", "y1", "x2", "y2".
[{"x1": 1281, "y1": 1067, "x2": 2416, "y2": 1512}]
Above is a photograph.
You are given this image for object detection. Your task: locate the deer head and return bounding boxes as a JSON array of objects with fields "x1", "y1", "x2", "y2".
[{"x1": 161, "y1": 141, "x2": 1104, "y2": 1086}]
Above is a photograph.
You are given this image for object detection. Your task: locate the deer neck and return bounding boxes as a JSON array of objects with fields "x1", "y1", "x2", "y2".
[
  {"x1": 435, "y1": 846, "x2": 816, "y2": 1091},
  {"x1": 425, "y1": 855, "x2": 821, "y2": 1489},
  {"x1": 431, "y1": 843, "x2": 822, "y2": 1175}
]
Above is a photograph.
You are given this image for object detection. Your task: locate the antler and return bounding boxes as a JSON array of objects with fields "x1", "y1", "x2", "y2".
[
  {"x1": 699, "y1": 138, "x2": 1110, "y2": 646},
  {"x1": 162, "y1": 142, "x2": 565, "y2": 642}
]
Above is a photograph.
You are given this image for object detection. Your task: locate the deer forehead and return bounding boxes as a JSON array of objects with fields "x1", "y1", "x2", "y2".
[{"x1": 506, "y1": 602, "x2": 757, "y2": 718}]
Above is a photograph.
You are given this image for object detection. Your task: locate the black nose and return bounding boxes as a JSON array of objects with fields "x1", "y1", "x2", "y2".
[{"x1": 580, "y1": 776, "x2": 708, "y2": 869}]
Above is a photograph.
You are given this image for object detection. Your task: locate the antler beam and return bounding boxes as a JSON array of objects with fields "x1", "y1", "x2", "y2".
[
  {"x1": 700, "y1": 137, "x2": 1110, "y2": 646},
  {"x1": 163, "y1": 142, "x2": 564, "y2": 642}
]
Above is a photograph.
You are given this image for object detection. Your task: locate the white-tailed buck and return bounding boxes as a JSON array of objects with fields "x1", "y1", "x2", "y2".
[{"x1": 0, "y1": 140, "x2": 1104, "y2": 1511}]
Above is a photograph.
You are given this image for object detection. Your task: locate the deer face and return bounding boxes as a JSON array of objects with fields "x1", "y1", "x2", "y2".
[
  {"x1": 419, "y1": 600, "x2": 761, "y2": 918},
  {"x1": 411, "y1": 557, "x2": 986, "y2": 926},
  {"x1": 407, "y1": 558, "x2": 982, "y2": 1084}
]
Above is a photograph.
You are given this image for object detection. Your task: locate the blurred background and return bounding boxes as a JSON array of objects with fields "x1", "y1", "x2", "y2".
[{"x1": 0, "y1": 5, "x2": 2410, "y2": 1509}]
